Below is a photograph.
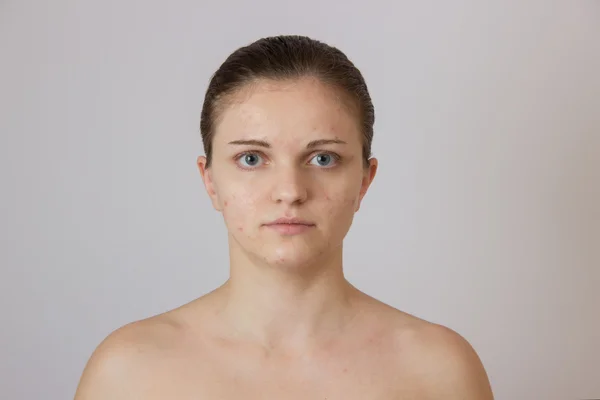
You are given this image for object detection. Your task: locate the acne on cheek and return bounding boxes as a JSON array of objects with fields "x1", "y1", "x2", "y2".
[
  {"x1": 222, "y1": 193, "x2": 239, "y2": 209},
  {"x1": 334, "y1": 197, "x2": 361, "y2": 217},
  {"x1": 324, "y1": 191, "x2": 357, "y2": 206},
  {"x1": 222, "y1": 202, "x2": 245, "y2": 233}
]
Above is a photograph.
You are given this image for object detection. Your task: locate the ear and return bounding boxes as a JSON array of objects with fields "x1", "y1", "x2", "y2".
[
  {"x1": 197, "y1": 156, "x2": 223, "y2": 212},
  {"x1": 355, "y1": 157, "x2": 378, "y2": 212}
]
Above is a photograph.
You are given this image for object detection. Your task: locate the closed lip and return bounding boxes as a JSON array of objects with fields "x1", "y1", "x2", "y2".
[{"x1": 265, "y1": 217, "x2": 315, "y2": 226}]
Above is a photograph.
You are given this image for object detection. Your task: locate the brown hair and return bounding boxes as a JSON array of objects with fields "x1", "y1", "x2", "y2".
[{"x1": 199, "y1": 35, "x2": 375, "y2": 168}]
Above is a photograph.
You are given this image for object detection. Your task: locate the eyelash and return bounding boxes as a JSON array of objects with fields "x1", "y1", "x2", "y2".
[{"x1": 234, "y1": 150, "x2": 342, "y2": 171}]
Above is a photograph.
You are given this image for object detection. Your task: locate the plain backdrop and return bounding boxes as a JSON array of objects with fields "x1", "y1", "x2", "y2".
[{"x1": 1, "y1": 1, "x2": 598, "y2": 399}]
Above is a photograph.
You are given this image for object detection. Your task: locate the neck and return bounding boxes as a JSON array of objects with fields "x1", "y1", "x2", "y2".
[{"x1": 214, "y1": 239, "x2": 361, "y2": 353}]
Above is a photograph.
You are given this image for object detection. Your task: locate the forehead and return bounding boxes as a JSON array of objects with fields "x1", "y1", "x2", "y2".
[{"x1": 213, "y1": 78, "x2": 362, "y2": 146}]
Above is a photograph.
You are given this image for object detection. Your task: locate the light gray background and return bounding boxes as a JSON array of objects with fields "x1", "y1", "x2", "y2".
[{"x1": 1, "y1": 1, "x2": 598, "y2": 399}]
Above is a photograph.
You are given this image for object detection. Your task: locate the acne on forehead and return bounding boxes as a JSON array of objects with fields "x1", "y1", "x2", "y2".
[{"x1": 214, "y1": 79, "x2": 363, "y2": 144}]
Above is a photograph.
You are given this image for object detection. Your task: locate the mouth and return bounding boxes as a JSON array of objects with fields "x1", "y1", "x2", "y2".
[
  {"x1": 263, "y1": 218, "x2": 316, "y2": 235},
  {"x1": 264, "y1": 223, "x2": 315, "y2": 235}
]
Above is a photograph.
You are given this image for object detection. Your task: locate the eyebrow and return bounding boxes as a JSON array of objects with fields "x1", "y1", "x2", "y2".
[{"x1": 228, "y1": 139, "x2": 347, "y2": 148}]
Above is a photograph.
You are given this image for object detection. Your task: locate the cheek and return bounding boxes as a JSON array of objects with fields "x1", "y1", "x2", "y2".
[
  {"x1": 322, "y1": 187, "x2": 360, "y2": 219},
  {"x1": 324, "y1": 176, "x2": 362, "y2": 205},
  {"x1": 221, "y1": 188, "x2": 262, "y2": 232}
]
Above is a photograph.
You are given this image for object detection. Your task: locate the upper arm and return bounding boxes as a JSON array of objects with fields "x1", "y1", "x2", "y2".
[{"x1": 420, "y1": 325, "x2": 495, "y2": 400}]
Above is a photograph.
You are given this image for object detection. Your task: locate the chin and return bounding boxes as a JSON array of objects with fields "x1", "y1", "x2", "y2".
[{"x1": 259, "y1": 243, "x2": 324, "y2": 269}]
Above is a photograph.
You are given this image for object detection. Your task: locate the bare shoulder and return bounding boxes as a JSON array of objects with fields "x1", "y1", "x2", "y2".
[
  {"x1": 74, "y1": 312, "x2": 187, "y2": 400},
  {"x1": 402, "y1": 320, "x2": 494, "y2": 399},
  {"x1": 357, "y1": 295, "x2": 494, "y2": 399}
]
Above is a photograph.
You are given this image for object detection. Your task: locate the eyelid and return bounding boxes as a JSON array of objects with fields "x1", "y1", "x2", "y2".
[
  {"x1": 310, "y1": 150, "x2": 340, "y2": 159},
  {"x1": 235, "y1": 149, "x2": 267, "y2": 159}
]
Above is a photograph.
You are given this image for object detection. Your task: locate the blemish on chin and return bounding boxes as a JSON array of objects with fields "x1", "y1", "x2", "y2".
[
  {"x1": 238, "y1": 227, "x2": 244, "y2": 232},
  {"x1": 224, "y1": 200, "x2": 228, "y2": 207}
]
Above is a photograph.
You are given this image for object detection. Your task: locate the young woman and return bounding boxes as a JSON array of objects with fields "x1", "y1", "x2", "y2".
[{"x1": 75, "y1": 35, "x2": 494, "y2": 399}]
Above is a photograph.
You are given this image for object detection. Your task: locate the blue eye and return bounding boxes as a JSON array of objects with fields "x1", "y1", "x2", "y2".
[
  {"x1": 238, "y1": 152, "x2": 263, "y2": 168},
  {"x1": 309, "y1": 153, "x2": 337, "y2": 167}
]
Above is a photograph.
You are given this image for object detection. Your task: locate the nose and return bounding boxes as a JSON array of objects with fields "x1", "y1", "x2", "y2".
[{"x1": 269, "y1": 166, "x2": 309, "y2": 205}]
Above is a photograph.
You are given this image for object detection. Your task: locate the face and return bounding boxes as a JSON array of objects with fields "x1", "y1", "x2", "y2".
[{"x1": 197, "y1": 77, "x2": 377, "y2": 270}]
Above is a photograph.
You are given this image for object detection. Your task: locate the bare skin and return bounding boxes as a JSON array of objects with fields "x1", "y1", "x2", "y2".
[{"x1": 74, "y1": 77, "x2": 494, "y2": 399}]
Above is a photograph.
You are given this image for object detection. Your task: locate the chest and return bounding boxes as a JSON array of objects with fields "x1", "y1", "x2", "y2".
[{"x1": 139, "y1": 351, "x2": 426, "y2": 400}]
